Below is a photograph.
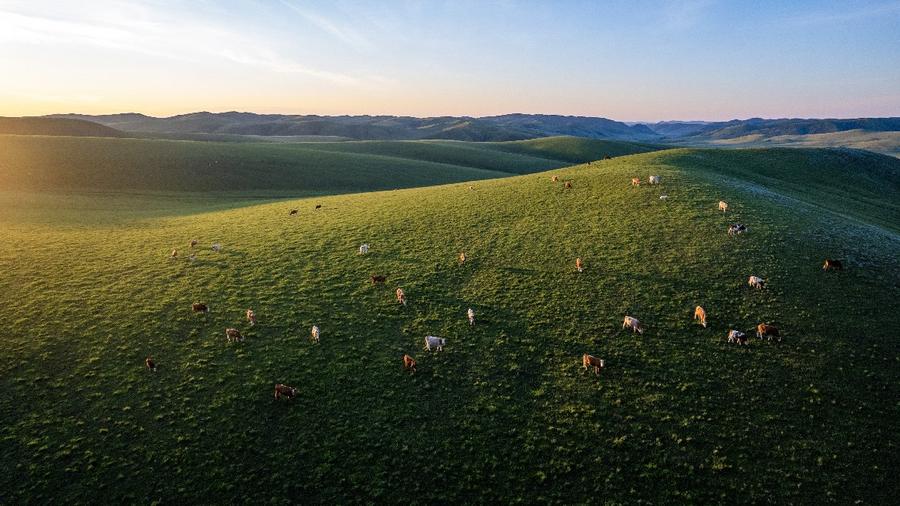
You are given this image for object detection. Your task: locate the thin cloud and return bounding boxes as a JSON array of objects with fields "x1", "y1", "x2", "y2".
[{"x1": 277, "y1": 0, "x2": 373, "y2": 51}]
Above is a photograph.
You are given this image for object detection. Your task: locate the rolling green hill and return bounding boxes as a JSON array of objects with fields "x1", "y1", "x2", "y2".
[
  {"x1": 0, "y1": 148, "x2": 897, "y2": 503},
  {"x1": 0, "y1": 135, "x2": 658, "y2": 195}
]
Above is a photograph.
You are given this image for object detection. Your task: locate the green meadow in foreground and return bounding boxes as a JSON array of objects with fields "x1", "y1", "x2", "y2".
[{"x1": 0, "y1": 147, "x2": 898, "y2": 503}]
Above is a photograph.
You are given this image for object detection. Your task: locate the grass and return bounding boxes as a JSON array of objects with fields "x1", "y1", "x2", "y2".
[
  {"x1": 677, "y1": 130, "x2": 900, "y2": 159},
  {"x1": 0, "y1": 134, "x2": 658, "y2": 194},
  {"x1": 0, "y1": 147, "x2": 898, "y2": 503}
]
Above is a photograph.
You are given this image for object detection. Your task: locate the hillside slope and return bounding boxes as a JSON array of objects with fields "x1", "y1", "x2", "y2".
[
  {"x1": 0, "y1": 117, "x2": 124, "y2": 137},
  {"x1": 0, "y1": 148, "x2": 897, "y2": 503},
  {"x1": 0, "y1": 135, "x2": 658, "y2": 194}
]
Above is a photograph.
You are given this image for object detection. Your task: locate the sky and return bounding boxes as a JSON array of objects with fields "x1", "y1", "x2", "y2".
[{"x1": 0, "y1": 0, "x2": 898, "y2": 121}]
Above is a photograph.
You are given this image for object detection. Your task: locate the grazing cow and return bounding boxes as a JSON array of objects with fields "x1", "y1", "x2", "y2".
[
  {"x1": 727, "y1": 224, "x2": 747, "y2": 236},
  {"x1": 145, "y1": 356, "x2": 157, "y2": 372},
  {"x1": 190, "y1": 240, "x2": 198, "y2": 248},
  {"x1": 575, "y1": 257, "x2": 584, "y2": 273},
  {"x1": 274, "y1": 383, "x2": 298, "y2": 400},
  {"x1": 315, "y1": 204, "x2": 322, "y2": 210},
  {"x1": 648, "y1": 175, "x2": 661, "y2": 185},
  {"x1": 396, "y1": 288, "x2": 407, "y2": 306},
  {"x1": 622, "y1": 316, "x2": 644, "y2": 334},
  {"x1": 718, "y1": 201, "x2": 728, "y2": 212},
  {"x1": 402, "y1": 354, "x2": 417, "y2": 373},
  {"x1": 289, "y1": 209, "x2": 298, "y2": 216},
  {"x1": 756, "y1": 324, "x2": 780, "y2": 341},
  {"x1": 424, "y1": 335, "x2": 446, "y2": 352},
  {"x1": 467, "y1": 308, "x2": 475, "y2": 326},
  {"x1": 225, "y1": 328, "x2": 243, "y2": 342},
  {"x1": 192, "y1": 302, "x2": 210, "y2": 313},
  {"x1": 631, "y1": 177, "x2": 641, "y2": 187},
  {"x1": 659, "y1": 195, "x2": 668, "y2": 200},
  {"x1": 727, "y1": 329, "x2": 748, "y2": 345},
  {"x1": 823, "y1": 259, "x2": 843, "y2": 271},
  {"x1": 564, "y1": 181, "x2": 573, "y2": 189},
  {"x1": 551, "y1": 175, "x2": 559, "y2": 182},
  {"x1": 246, "y1": 309, "x2": 257, "y2": 326},
  {"x1": 582, "y1": 354, "x2": 605, "y2": 375},
  {"x1": 371, "y1": 275, "x2": 387, "y2": 284},
  {"x1": 694, "y1": 306, "x2": 707, "y2": 328},
  {"x1": 458, "y1": 252, "x2": 466, "y2": 264},
  {"x1": 311, "y1": 325, "x2": 320, "y2": 343},
  {"x1": 748, "y1": 276, "x2": 765, "y2": 289},
  {"x1": 468, "y1": 185, "x2": 475, "y2": 191},
  {"x1": 211, "y1": 243, "x2": 221, "y2": 252},
  {"x1": 359, "y1": 243, "x2": 369, "y2": 255},
  {"x1": 170, "y1": 249, "x2": 178, "y2": 259}
]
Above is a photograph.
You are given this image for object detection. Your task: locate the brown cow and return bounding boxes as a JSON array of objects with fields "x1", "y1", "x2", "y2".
[
  {"x1": 756, "y1": 324, "x2": 780, "y2": 342},
  {"x1": 458, "y1": 252, "x2": 467, "y2": 264},
  {"x1": 190, "y1": 240, "x2": 198, "y2": 248},
  {"x1": 289, "y1": 209, "x2": 298, "y2": 215},
  {"x1": 623, "y1": 316, "x2": 644, "y2": 334},
  {"x1": 582, "y1": 354, "x2": 605, "y2": 375},
  {"x1": 315, "y1": 204, "x2": 322, "y2": 210},
  {"x1": 551, "y1": 175, "x2": 559, "y2": 182},
  {"x1": 396, "y1": 288, "x2": 407, "y2": 306},
  {"x1": 145, "y1": 356, "x2": 157, "y2": 372},
  {"x1": 564, "y1": 181, "x2": 573, "y2": 189},
  {"x1": 192, "y1": 302, "x2": 210, "y2": 313},
  {"x1": 371, "y1": 275, "x2": 387, "y2": 284},
  {"x1": 402, "y1": 354, "x2": 417, "y2": 374},
  {"x1": 631, "y1": 177, "x2": 641, "y2": 187},
  {"x1": 246, "y1": 309, "x2": 257, "y2": 326},
  {"x1": 274, "y1": 383, "x2": 298, "y2": 400},
  {"x1": 694, "y1": 306, "x2": 707, "y2": 328},
  {"x1": 575, "y1": 257, "x2": 584, "y2": 273},
  {"x1": 823, "y1": 259, "x2": 843, "y2": 271},
  {"x1": 225, "y1": 328, "x2": 244, "y2": 342}
]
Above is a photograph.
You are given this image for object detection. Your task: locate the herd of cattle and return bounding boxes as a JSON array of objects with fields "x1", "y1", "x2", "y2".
[{"x1": 149, "y1": 171, "x2": 845, "y2": 399}]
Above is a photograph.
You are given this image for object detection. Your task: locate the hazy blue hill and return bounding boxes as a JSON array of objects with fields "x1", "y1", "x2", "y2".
[{"x1": 0, "y1": 117, "x2": 125, "y2": 137}]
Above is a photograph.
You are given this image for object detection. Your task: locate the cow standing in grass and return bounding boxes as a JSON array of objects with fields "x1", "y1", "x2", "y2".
[
  {"x1": 225, "y1": 328, "x2": 243, "y2": 342},
  {"x1": 631, "y1": 177, "x2": 641, "y2": 187},
  {"x1": 274, "y1": 384, "x2": 298, "y2": 400},
  {"x1": 402, "y1": 355, "x2": 417, "y2": 374},
  {"x1": 192, "y1": 302, "x2": 209, "y2": 313},
  {"x1": 467, "y1": 308, "x2": 475, "y2": 326},
  {"x1": 211, "y1": 244, "x2": 221, "y2": 252},
  {"x1": 170, "y1": 249, "x2": 178, "y2": 259},
  {"x1": 748, "y1": 276, "x2": 765, "y2": 289},
  {"x1": 145, "y1": 356, "x2": 157, "y2": 372},
  {"x1": 623, "y1": 316, "x2": 644, "y2": 334},
  {"x1": 246, "y1": 309, "x2": 257, "y2": 326},
  {"x1": 458, "y1": 252, "x2": 466, "y2": 264},
  {"x1": 190, "y1": 239, "x2": 198, "y2": 248},
  {"x1": 396, "y1": 288, "x2": 407, "y2": 306},
  {"x1": 648, "y1": 175, "x2": 661, "y2": 185},
  {"x1": 311, "y1": 325, "x2": 320, "y2": 343},
  {"x1": 359, "y1": 243, "x2": 369, "y2": 255},
  {"x1": 718, "y1": 201, "x2": 728, "y2": 212},
  {"x1": 582, "y1": 354, "x2": 605, "y2": 375},
  {"x1": 694, "y1": 306, "x2": 707, "y2": 328},
  {"x1": 424, "y1": 335, "x2": 445, "y2": 352},
  {"x1": 576, "y1": 257, "x2": 584, "y2": 273},
  {"x1": 823, "y1": 259, "x2": 843, "y2": 271},
  {"x1": 551, "y1": 175, "x2": 559, "y2": 182},
  {"x1": 727, "y1": 330, "x2": 748, "y2": 345},
  {"x1": 756, "y1": 324, "x2": 780, "y2": 342},
  {"x1": 564, "y1": 181, "x2": 573, "y2": 189}
]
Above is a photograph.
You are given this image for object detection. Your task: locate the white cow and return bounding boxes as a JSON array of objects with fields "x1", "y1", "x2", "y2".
[
  {"x1": 622, "y1": 316, "x2": 644, "y2": 334},
  {"x1": 718, "y1": 201, "x2": 728, "y2": 212},
  {"x1": 211, "y1": 243, "x2": 222, "y2": 252},
  {"x1": 424, "y1": 335, "x2": 446, "y2": 352},
  {"x1": 467, "y1": 308, "x2": 475, "y2": 326},
  {"x1": 311, "y1": 325, "x2": 320, "y2": 343},
  {"x1": 748, "y1": 276, "x2": 765, "y2": 289},
  {"x1": 727, "y1": 329, "x2": 748, "y2": 344},
  {"x1": 659, "y1": 195, "x2": 668, "y2": 200},
  {"x1": 358, "y1": 243, "x2": 369, "y2": 255},
  {"x1": 648, "y1": 175, "x2": 661, "y2": 185}
]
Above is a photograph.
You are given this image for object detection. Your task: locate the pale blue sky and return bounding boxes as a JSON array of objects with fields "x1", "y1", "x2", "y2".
[{"x1": 0, "y1": 0, "x2": 898, "y2": 120}]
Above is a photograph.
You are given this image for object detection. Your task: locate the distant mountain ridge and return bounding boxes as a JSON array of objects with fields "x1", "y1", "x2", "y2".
[{"x1": 0, "y1": 116, "x2": 125, "y2": 137}]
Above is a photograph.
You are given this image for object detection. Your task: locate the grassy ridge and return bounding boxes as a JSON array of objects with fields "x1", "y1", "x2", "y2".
[
  {"x1": 0, "y1": 135, "x2": 657, "y2": 195},
  {"x1": 0, "y1": 148, "x2": 898, "y2": 503}
]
